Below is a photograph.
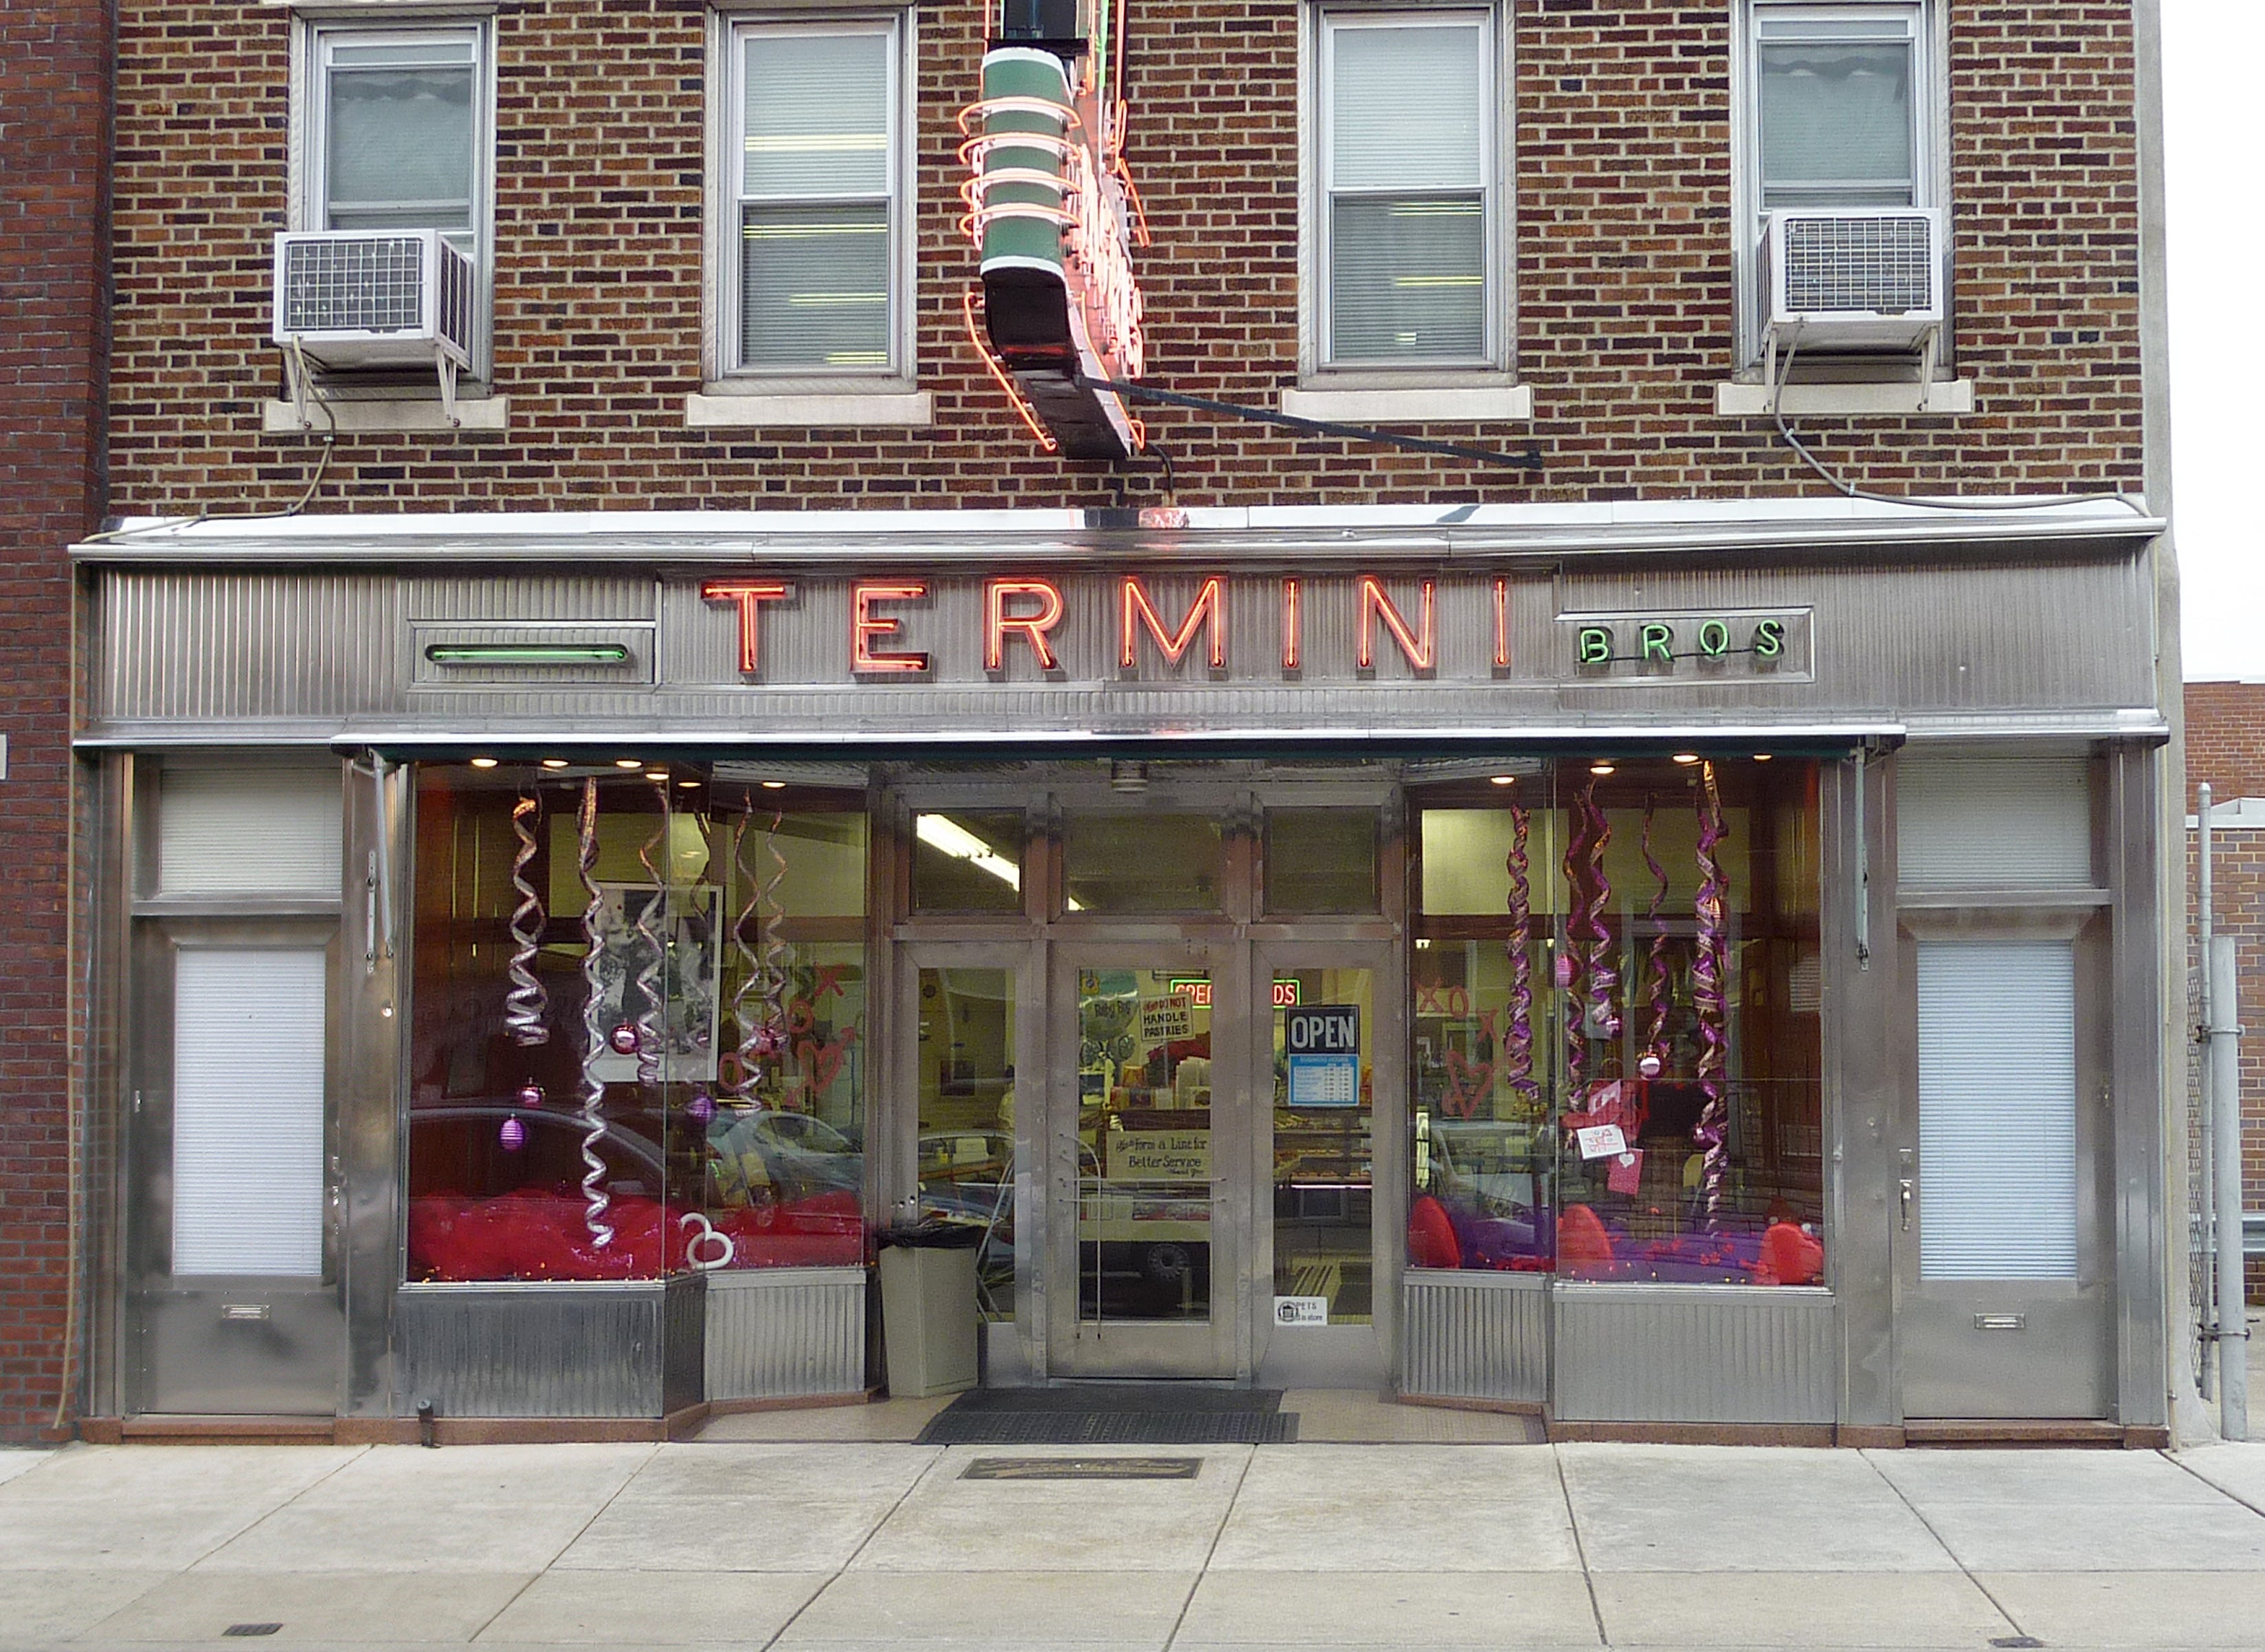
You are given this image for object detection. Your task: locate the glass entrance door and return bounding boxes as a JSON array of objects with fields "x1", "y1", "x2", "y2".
[{"x1": 1046, "y1": 946, "x2": 1245, "y2": 1377}]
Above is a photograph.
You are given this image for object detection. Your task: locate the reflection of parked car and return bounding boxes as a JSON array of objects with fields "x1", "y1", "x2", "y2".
[
  {"x1": 709, "y1": 1107, "x2": 863, "y2": 1200},
  {"x1": 410, "y1": 1102, "x2": 665, "y2": 1189},
  {"x1": 917, "y1": 1130, "x2": 1015, "y2": 1311}
]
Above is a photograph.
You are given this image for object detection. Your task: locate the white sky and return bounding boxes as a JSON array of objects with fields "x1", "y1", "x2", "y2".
[{"x1": 2163, "y1": 1, "x2": 2265, "y2": 682}]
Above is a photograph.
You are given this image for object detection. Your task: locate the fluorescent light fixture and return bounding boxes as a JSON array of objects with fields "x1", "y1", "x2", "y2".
[
  {"x1": 916, "y1": 814, "x2": 1019, "y2": 893},
  {"x1": 423, "y1": 642, "x2": 631, "y2": 666}
]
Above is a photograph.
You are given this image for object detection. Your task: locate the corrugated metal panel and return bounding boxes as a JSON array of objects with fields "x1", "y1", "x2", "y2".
[
  {"x1": 98, "y1": 570, "x2": 402, "y2": 723},
  {"x1": 1552, "y1": 1285, "x2": 1838, "y2": 1422},
  {"x1": 1400, "y1": 1269, "x2": 1549, "y2": 1401},
  {"x1": 409, "y1": 573, "x2": 657, "y2": 621},
  {"x1": 704, "y1": 1267, "x2": 867, "y2": 1399},
  {"x1": 395, "y1": 1284, "x2": 666, "y2": 1417}
]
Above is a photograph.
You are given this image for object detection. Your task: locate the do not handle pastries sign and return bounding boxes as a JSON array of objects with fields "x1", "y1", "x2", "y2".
[{"x1": 1285, "y1": 1004, "x2": 1359, "y2": 1108}]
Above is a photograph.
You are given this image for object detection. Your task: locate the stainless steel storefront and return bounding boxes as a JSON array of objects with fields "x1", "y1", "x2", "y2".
[{"x1": 73, "y1": 501, "x2": 2178, "y2": 1437}]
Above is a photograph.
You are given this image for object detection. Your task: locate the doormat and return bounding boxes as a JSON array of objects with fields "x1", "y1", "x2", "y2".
[
  {"x1": 960, "y1": 1455, "x2": 1204, "y2": 1479},
  {"x1": 916, "y1": 1384, "x2": 1298, "y2": 1446}
]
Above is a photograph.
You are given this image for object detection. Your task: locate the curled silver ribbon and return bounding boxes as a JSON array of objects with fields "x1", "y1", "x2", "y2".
[
  {"x1": 631, "y1": 782, "x2": 670, "y2": 1088},
  {"x1": 1504, "y1": 805, "x2": 1537, "y2": 1105},
  {"x1": 1641, "y1": 793, "x2": 1672, "y2": 1072},
  {"x1": 503, "y1": 792, "x2": 550, "y2": 1046},
  {"x1": 575, "y1": 778, "x2": 613, "y2": 1249},
  {"x1": 1692, "y1": 762, "x2": 1730, "y2": 1227}
]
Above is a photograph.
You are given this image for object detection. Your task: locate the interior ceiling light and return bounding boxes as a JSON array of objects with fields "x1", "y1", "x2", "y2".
[
  {"x1": 644, "y1": 770, "x2": 669, "y2": 783},
  {"x1": 1489, "y1": 774, "x2": 1517, "y2": 787},
  {"x1": 614, "y1": 759, "x2": 642, "y2": 770},
  {"x1": 1672, "y1": 753, "x2": 1700, "y2": 765},
  {"x1": 760, "y1": 780, "x2": 788, "y2": 790},
  {"x1": 916, "y1": 814, "x2": 1020, "y2": 894},
  {"x1": 540, "y1": 759, "x2": 569, "y2": 770},
  {"x1": 677, "y1": 778, "x2": 702, "y2": 788},
  {"x1": 1753, "y1": 753, "x2": 1773, "y2": 762},
  {"x1": 1589, "y1": 762, "x2": 1616, "y2": 776},
  {"x1": 469, "y1": 756, "x2": 498, "y2": 770}
]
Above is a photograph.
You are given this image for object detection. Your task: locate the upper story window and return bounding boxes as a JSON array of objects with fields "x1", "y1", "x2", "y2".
[
  {"x1": 1734, "y1": 0, "x2": 1945, "y2": 372},
  {"x1": 1314, "y1": 10, "x2": 1498, "y2": 373},
  {"x1": 724, "y1": 19, "x2": 906, "y2": 378},
  {"x1": 295, "y1": 21, "x2": 494, "y2": 379},
  {"x1": 1756, "y1": 7, "x2": 1922, "y2": 211}
]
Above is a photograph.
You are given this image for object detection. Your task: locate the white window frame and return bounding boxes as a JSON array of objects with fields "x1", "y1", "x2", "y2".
[
  {"x1": 707, "y1": 12, "x2": 916, "y2": 391},
  {"x1": 1298, "y1": 2, "x2": 1514, "y2": 395},
  {"x1": 1731, "y1": 0, "x2": 1950, "y2": 372},
  {"x1": 291, "y1": 17, "x2": 497, "y2": 383}
]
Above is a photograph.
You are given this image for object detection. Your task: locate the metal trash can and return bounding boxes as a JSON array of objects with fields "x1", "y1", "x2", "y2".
[{"x1": 876, "y1": 1222, "x2": 980, "y2": 1398}]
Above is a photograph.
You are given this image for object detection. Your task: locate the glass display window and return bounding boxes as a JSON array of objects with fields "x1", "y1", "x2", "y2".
[
  {"x1": 406, "y1": 763, "x2": 868, "y2": 1282},
  {"x1": 1411, "y1": 756, "x2": 1824, "y2": 1286}
]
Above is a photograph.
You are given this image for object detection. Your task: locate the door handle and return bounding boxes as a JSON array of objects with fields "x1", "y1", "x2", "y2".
[{"x1": 1899, "y1": 1178, "x2": 1914, "y2": 1231}]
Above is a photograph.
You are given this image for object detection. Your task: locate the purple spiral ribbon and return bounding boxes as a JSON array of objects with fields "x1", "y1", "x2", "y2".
[
  {"x1": 1583, "y1": 783, "x2": 1620, "y2": 1048},
  {"x1": 1691, "y1": 761, "x2": 1730, "y2": 1226},
  {"x1": 1641, "y1": 793, "x2": 1672, "y2": 1074},
  {"x1": 503, "y1": 792, "x2": 550, "y2": 1047},
  {"x1": 574, "y1": 779, "x2": 614, "y2": 1249},
  {"x1": 1504, "y1": 804, "x2": 1536, "y2": 1103}
]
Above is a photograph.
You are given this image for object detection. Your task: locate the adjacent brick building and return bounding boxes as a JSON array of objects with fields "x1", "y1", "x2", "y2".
[
  {"x1": 2188, "y1": 680, "x2": 2265, "y2": 1304},
  {"x1": 0, "y1": 0, "x2": 109, "y2": 1443}
]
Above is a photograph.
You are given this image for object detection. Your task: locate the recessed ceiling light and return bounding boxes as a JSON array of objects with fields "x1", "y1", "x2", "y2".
[
  {"x1": 677, "y1": 778, "x2": 702, "y2": 788},
  {"x1": 540, "y1": 759, "x2": 569, "y2": 770},
  {"x1": 760, "y1": 780, "x2": 787, "y2": 791},
  {"x1": 469, "y1": 756, "x2": 498, "y2": 770},
  {"x1": 1672, "y1": 753, "x2": 1700, "y2": 765},
  {"x1": 614, "y1": 759, "x2": 642, "y2": 770},
  {"x1": 644, "y1": 770, "x2": 668, "y2": 782},
  {"x1": 1753, "y1": 753, "x2": 1773, "y2": 762},
  {"x1": 1489, "y1": 774, "x2": 1517, "y2": 787},
  {"x1": 1589, "y1": 762, "x2": 1616, "y2": 776}
]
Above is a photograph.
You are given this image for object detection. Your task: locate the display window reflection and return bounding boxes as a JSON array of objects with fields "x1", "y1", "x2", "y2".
[
  {"x1": 406, "y1": 764, "x2": 869, "y2": 1282},
  {"x1": 1411, "y1": 758, "x2": 1824, "y2": 1286}
]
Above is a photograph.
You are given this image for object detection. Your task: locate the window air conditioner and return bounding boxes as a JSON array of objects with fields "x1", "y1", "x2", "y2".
[
  {"x1": 1766, "y1": 206, "x2": 1943, "y2": 359},
  {"x1": 271, "y1": 229, "x2": 474, "y2": 422}
]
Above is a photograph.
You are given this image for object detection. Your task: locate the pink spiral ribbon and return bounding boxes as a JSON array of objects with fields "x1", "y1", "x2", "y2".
[
  {"x1": 503, "y1": 792, "x2": 549, "y2": 1046},
  {"x1": 1691, "y1": 761, "x2": 1729, "y2": 1226},
  {"x1": 1582, "y1": 784, "x2": 1620, "y2": 1048},
  {"x1": 1560, "y1": 790, "x2": 1592, "y2": 1094},
  {"x1": 574, "y1": 779, "x2": 614, "y2": 1249},
  {"x1": 1641, "y1": 793, "x2": 1672, "y2": 1072}
]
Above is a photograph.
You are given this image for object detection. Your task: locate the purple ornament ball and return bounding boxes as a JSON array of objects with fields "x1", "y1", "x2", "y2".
[
  {"x1": 498, "y1": 1116, "x2": 527, "y2": 1152},
  {"x1": 686, "y1": 1092, "x2": 716, "y2": 1124},
  {"x1": 610, "y1": 1024, "x2": 640, "y2": 1054},
  {"x1": 517, "y1": 1083, "x2": 545, "y2": 1109},
  {"x1": 1637, "y1": 1052, "x2": 1663, "y2": 1081}
]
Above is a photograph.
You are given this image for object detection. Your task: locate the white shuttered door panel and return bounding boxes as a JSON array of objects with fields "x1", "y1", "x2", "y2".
[
  {"x1": 171, "y1": 947, "x2": 328, "y2": 1278},
  {"x1": 159, "y1": 767, "x2": 343, "y2": 898},
  {"x1": 1915, "y1": 938, "x2": 2078, "y2": 1280},
  {"x1": 1897, "y1": 756, "x2": 2090, "y2": 888}
]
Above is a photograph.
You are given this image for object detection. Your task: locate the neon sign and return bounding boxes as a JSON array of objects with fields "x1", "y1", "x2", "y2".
[
  {"x1": 959, "y1": 0, "x2": 1150, "y2": 460},
  {"x1": 1170, "y1": 977, "x2": 1302, "y2": 1008}
]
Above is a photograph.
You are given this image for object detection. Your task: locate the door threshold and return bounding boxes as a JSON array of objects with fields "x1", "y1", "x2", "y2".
[{"x1": 96, "y1": 1415, "x2": 338, "y2": 1446}]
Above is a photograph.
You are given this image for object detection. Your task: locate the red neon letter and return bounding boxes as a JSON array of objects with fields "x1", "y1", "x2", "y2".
[
  {"x1": 985, "y1": 578, "x2": 1066, "y2": 672},
  {"x1": 1356, "y1": 576, "x2": 1435, "y2": 673},
  {"x1": 1119, "y1": 575, "x2": 1224, "y2": 670},
  {"x1": 702, "y1": 580, "x2": 792, "y2": 675},
  {"x1": 851, "y1": 582, "x2": 929, "y2": 675},
  {"x1": 1281, "y1": 578, "x2": 1301, "y2": 672},
  {"x1": 1493, "y1": 576, "x2": 1511, "y2": 670}
]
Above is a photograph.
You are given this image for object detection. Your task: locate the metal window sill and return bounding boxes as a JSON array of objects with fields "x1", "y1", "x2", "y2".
[
  {"x1": 262, "y1": 396, "x2": 510, "y2": 435},
  {"x1": 1716, "y1": 379, "x2": 1974, "y2": 417},
  {"x1": 685, "y1": 388, "x2": 934, "y2": 429},
  {"x1": 1281, "y1": 383, "x2": 1533, "y2": 424}
]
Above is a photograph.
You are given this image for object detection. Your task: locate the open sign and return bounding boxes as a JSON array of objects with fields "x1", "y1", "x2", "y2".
[{"x1": 1285, "y1": 1005, "x2": 1358, "y2": 1054}]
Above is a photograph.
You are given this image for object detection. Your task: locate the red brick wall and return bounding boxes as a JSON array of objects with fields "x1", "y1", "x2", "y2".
[
  {"x1": 106, "y1": 0, "x2": 2144, "y2": 511},
  {"x1": 2187, "y1": 682, "x2": 2265, "y2": 1304},
  {"x1": 0, "y1": 0, "x2": 108, "y2": 1441}
]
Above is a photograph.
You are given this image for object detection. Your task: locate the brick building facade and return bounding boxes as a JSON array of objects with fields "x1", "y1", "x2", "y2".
[
  {"x1": 2188, "y1": 680, "x2": 2265, "y2": 1304},
  {"x1": 0, "y1": 0, "x2": 109, "y2": 1443},
  {"x1": 67, "y1": 0, "x2": 2187, "y2": 1440}
]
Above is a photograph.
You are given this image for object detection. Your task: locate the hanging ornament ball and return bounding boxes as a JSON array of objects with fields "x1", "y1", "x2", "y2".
[
  {"x1": 1638, "y1": 1052, "x2": 1663, "y2": 1081},
  {"x1": 498, "y1": 1116, "x2": 527, "y2": 1152},
  {"x1": 1553, "y1": 955, "x2": 1575, "y2": 988},
  {"x1": 686, "y1": 1092, "x2": 716, "y2": 1125},
  {"x1": 610, "y1": 1024, "x2": 640, "y2": 1055},
  {"x1": 750, "y1": 1026, "x2": 784, "y2": 1059},
  {"x1": 517, "y1": 1083, "x2": 545, "y2": 1110}
]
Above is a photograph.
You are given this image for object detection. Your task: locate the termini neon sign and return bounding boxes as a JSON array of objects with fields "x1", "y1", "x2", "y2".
[{"x1": 698, "y1": 578, "x2": 1806, "y2": 681}]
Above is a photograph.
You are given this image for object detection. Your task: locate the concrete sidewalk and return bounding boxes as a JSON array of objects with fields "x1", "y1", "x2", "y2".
[{"x1": 2, "y1": 1435, "x2": 2264, "y2": 1652}]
